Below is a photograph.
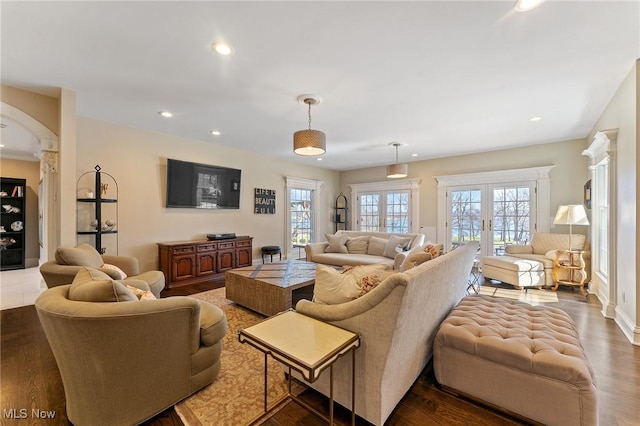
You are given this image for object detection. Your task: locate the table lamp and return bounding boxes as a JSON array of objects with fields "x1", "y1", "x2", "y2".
[{"x1": 553, "y1": 204, "x2": 590, "y2": 250}]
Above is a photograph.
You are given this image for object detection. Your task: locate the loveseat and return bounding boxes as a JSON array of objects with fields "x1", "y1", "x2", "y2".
[
  {"x1": 35, "y1": 267, "x2": 227, "y2": 426},
  {"x1": 484, "y1": 232, "x2": 591, "y2": 287},
  {"x1": 293, "y1": 241, "x2": 478, "y2": 425},
  {"x1": 304, "y1": 230, "x2": 425, "y2": 269}
]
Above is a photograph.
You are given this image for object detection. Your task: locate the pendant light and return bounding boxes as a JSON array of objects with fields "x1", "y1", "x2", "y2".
[
  {"x1": 386, "y1": 142, "x2": 408, "y2": 178},
  {"x1": 293, "y1": 95, "x2": 326, "y2": 156}
]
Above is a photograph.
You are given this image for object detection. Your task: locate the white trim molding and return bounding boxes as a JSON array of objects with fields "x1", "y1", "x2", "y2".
[
  {"x1": 583, "y1": 129, "x2": 618, "y2": 321},
  {"x1": 348, "y1": 179, "x2": 421, "y2": 233}
]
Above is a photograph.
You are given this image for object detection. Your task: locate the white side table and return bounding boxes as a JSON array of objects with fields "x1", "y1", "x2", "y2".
[{"x1": 239, "y1": 310, "x2": 360, "y2": 425}]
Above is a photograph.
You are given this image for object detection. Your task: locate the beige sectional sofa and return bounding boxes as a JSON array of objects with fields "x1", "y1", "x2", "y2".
[
  {"x1": 294, "y1": 241, "x2": 478, "y2": 425},
  {"x1": 304, "y1": 230, "x2": 425, "y2": 268}
]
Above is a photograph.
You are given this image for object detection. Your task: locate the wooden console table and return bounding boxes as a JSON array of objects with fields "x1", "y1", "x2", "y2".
[{"x1": 158, "y1": 236, "x2": 252, "y2": 288}]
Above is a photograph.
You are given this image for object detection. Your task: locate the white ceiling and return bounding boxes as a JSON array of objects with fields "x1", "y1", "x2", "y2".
[{"x1": 1, "y1": 1, "x2": 638, "y2": 170}]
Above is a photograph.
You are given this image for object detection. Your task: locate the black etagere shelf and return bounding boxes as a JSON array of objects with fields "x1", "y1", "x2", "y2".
[
  {"x1": 76, "y1": 165, "x2": 118, "y2": 254},
  {"x1": 334, "y1": 192, "x2": 348, "y2": 232}
]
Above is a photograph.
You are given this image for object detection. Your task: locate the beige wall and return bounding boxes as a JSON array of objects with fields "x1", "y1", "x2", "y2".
[
  {"x1": 340, "y1": 138, "x2": 589, "y2": 235},
  {"x1": 76, "y1": 117, "x2": 340, "y2": 272},
  {"x1": 0, "y1": 159, "x2": 41, "y2": 266},
  {"x1": 588, "y1": 60, "x2": 638, "y2": 336},
  {"x1": 0, "y1": 85, "x2": 59, "y2": 136}
]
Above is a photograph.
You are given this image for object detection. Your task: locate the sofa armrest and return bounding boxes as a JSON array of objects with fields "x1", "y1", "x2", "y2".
[
  {"x1": 505, "y1": 244, "x2": 534, "y2": 255},
  {"x1": 102, "y1": 255, "x2": 140, "y2": 276},
  {"x1": 304, "y1": 243, "x2": 329, "y2": 261},
  {"x1": 295, "y1": 273, "x2": 408, "y2": 321}
]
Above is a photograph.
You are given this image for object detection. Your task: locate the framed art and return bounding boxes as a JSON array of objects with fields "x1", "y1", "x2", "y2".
[{"x1": 584, "y1": 179, "x2": 591, "y2": 209}]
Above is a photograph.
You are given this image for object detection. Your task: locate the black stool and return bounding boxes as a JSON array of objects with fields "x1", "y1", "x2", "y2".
[{"x1": 261, "y1": 246, "x2": 282, "y2": 263}]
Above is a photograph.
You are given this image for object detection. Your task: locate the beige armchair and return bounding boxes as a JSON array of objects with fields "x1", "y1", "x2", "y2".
[
  {"x1": 40, "y1": 243, "x2": 165, "y2": 297},
  {"x1": 35, "y1": 267, "x2": 227, "y2": 426},
  {"x1": 503, "y1": 232, "x2": 591, "y2": 285}
]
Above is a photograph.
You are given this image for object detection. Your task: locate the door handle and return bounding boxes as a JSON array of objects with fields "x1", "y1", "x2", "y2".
[
  {"x1": 489, "y1": 220, "x2": 493, "y2": 231},
  {"x1": 482, "y1": 220, "x2": 485, "y2": 231}
]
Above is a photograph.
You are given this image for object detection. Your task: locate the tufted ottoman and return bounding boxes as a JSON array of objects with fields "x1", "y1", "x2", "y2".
[{"x1": 434, "y1": 295, "x2": 597, "y2": 426}]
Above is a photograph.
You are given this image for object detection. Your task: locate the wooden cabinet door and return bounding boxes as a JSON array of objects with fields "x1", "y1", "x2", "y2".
[
  {"x1": 217, "y1": 250, "x2": 236, "y2": 271},
  {"x1": 171, "y1": 255, "x2": 196, "y2": 282},
  {"x1": 236, "y1": 247, "x2": 252, "y2": 267},
  {"x1": 197, "y1": 252, "x2": 217, "y2": 276}
]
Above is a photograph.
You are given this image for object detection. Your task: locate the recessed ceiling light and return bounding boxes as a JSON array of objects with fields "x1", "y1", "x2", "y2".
[
  {"x1": 0, "y1": 144, "x2": 5, "y2": 148},
  {"x1": 158, "y1": 111, "x2": 173, "y2": 118},
  {"x1": 411, "y1": 153, "x2": 418, "y2": 157},
  {"x1": 211, "y1": 42, "x2": 233, "y2": 56},
  {"x1": 316, "y1": 157, "x2": 323, "y2": 161},
  {"x1": 210, "y1": 130, "x2": 221, "y2": 136},
  {"x1": 529, "y1": 116, "x2": 543, "y2": 122},
  {"x1": 514, "y1": 0, "x2": 544, "y2": 12}
]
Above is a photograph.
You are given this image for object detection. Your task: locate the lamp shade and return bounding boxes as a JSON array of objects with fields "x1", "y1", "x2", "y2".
[
  {"x1": 293, "y1": 129, "x2": 326, "y2": 156},
  {"x1": 386, "y1": 163, "x2": 408, "y2": 178},
  {"x1": 553, "y1": 205, "x2": 590, "y2": 226}
]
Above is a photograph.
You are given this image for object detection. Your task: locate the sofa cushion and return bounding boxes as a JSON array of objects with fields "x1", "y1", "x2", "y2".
[
  {"x1": 367, "y1": 236, "x2": 389, "y2": 256},
  {"x1": 68, "y1": 267, "x2": 138, "y2": 302},
  {"x1": 346, "y1": 236, "x2": 369, "y2": 254},
  {"x1": 311, "y1": 253, "x2": 394, "y2": 268},
  {"x1": 199, "y1": 301, "x2": 228, "y2": 347},
  {"x1": 55, "y1": 243, "x2": 104, "y2": 268},
  {"x1": 324, "y1": 233, "x2": 349, "y2": 253},
  {"x1": 424, "y1": 242, "x2": 444, "y2": 258},
  {"x1": 313, "y1": 263, "x2": 388, "y2": 305},
  {"x1": 383, "y1": 235, "x2": 412, "y2": 258}
]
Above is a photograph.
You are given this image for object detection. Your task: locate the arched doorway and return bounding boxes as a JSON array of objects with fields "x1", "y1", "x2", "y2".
[{"x1": 1, "y1": 102, "x2": 59, "y2": 264}]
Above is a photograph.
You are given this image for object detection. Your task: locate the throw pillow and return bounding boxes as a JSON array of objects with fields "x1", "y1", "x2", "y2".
[
  {"x1": 367, "y1": 236, "x2": 389, "y2": 257},
  {"x1": 345, "y1": 236, "x2": 369, "y2": 254},
  {"x1": 313, "y1": 263, "x2": 388, "y2": 305},
  {"x1": 102, "y1": 263, "x2": 128, "y2": 280},
  {"x1": 398, "y1": 245, "x2": 432, "y2": 271},
  {"x1": 324, "y1": 233, "x2": 349, "y2": 253},
  {"x1": 126, "y1": 284, "x2": 156, "y2": 300},
  {"x1": 55, "y1": 243, "x2": 104, "y2": 268},
  {"x1": 423, "y1": 241, "x2": 443, "y2": 258},
  {"x1": 383, "y1": 235, "x2": 412, "y2": 258},
  {"x1": 68, "y1": 267, "x2": 138, "y2": 303}
]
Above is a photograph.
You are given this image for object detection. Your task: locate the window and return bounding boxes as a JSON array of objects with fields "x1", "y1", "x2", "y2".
[
  {"x1": 286, "y1": 177, "x2": 323, "y2": 257},
  {"x1": 290, "y1": 188, "x2": 313, "y2": 245},
  {"x1": 359, "y1": 190, "x2": 410, "y2": 233},
  {"x1": 349, "y1": 179, "x2": 420, "y2": 234}
]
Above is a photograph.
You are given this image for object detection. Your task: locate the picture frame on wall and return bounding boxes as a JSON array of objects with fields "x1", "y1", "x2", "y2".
[{"x1": 584, "y1": 179, "x2": 591, "y2": 209}]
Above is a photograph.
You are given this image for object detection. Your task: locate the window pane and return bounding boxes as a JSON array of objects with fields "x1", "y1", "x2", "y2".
[{"x1": 290, "y1": 188, "x2": 313, "y2": 244}]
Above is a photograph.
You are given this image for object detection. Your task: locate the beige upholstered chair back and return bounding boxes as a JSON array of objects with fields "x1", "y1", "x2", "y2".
[
  {"x1": 35, "y1": 285, "x2": 222, "y2": 425},
  {"x1": 531, "y1": 232, "x2": 586, "y2": 254}
]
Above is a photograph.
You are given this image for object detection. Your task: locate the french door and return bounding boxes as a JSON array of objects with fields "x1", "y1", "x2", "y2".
[{"x1": 448, "y1": 182, "x2": 536, "y2": 256}]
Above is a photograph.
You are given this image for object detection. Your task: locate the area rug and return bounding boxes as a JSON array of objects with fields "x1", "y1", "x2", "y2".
[
  {"x1": 479, "y1": 285, "x2": 558, "y2": 305},
  {"x1": 175, "y1": 288, "x2": 290, "y2": 426}
]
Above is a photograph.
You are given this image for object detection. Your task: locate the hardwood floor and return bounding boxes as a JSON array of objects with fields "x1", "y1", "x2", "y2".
[{"x1": 2, "y1": 279, "x2": 639, "y2": 425}]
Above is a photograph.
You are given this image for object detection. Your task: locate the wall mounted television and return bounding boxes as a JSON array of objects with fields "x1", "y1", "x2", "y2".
[{"x1": 166, "y1": 158, "x2": 241, "y2": 209}]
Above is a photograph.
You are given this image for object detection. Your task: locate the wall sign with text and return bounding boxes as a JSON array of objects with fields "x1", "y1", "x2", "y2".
[{"x1": 254, "y1": 188, "x2": 276, "y2": 214}]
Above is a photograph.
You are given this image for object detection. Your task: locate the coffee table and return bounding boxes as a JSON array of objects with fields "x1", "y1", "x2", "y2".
[{"x1": 225, "y1": 260, "x2": 317, "y2": 316}]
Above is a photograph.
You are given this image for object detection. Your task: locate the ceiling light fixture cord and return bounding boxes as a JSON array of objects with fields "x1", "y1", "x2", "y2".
[{"x1": 307, "y1": 100, "x2": 312, "y2": 130}]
